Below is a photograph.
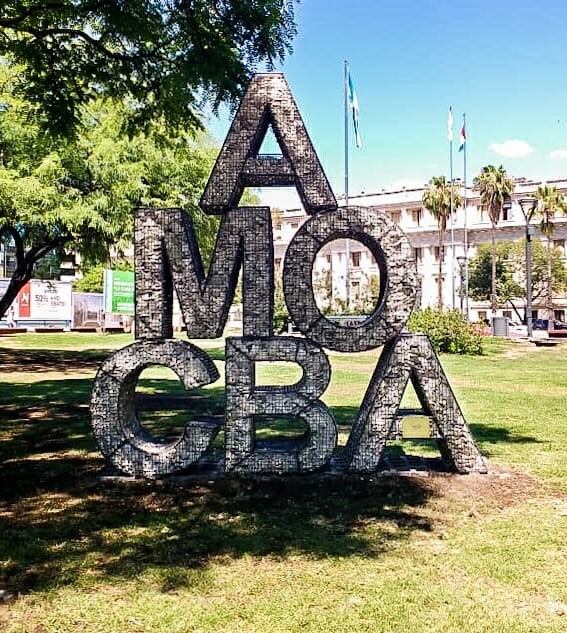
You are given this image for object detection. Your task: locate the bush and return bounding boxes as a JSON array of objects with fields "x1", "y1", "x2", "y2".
[{"x1": 407, "y1": 308, "x2": 483, "y2": 355}]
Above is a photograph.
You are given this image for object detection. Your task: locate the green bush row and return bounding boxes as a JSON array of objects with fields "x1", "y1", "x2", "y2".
[{"x1": 408, "y1": 308, "x2": 483, "y2": 355}]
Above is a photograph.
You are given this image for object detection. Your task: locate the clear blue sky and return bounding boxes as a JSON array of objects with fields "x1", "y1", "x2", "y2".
[{"x1": 209, "y1": 0, "x2": 567, "y2": 203}]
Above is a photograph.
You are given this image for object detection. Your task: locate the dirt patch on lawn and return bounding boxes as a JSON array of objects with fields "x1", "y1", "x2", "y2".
[{"x1": 416, "y1": 466, "x2": 547, "y2": 517}]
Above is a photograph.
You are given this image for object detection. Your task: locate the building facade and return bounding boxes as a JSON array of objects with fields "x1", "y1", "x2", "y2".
[{"x1": 273, "y1": 177, "x2": 567, "y2": 323}]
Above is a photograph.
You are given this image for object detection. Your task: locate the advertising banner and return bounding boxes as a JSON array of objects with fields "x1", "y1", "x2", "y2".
[
  {"x1": 17, "y1": 281, "x2": 31, "y2": 318},
  {"x1": 72, "y1": 292, "x2": 103, "y2": 329},
  {"x1": 103, "y1": 270, "x2": 135, "y2": 316},
  {"x1": 24, "y1": 280, "x2": 73, "y2": 321}
]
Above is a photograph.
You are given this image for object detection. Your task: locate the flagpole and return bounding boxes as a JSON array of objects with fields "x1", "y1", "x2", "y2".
[
  {"x1": 463, "y1": 113, "x2": 469, "y2": 318},
  {"x1": 344, "y1": 60, "x2": 350, "y2": 309},
  {"x1": 450, "y1": 116, "x2": 455, "y2": 310}
]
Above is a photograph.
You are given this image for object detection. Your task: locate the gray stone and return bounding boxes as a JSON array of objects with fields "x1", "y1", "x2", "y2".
[
  {"x1": 225, "y1": 336, "x2": 337, "y2": 473},
  {"x1": 90, "y1": 71, "x2": 486, "y2": 479},
  {"x1": 343, "y1": 333, "x2": 487, "y2": 473},
  {"x1": 200, "y1": 73, "x2": 337, "y2": 215},
  {"x1": 135, "y1": 206, "x2": 274, "y2": 339},
  {"x1": 283, "y1": 206, "x2": 419, "y2": 352},
  {"x1": 91, "y1": 339, "x2": 221, "y2": 478}
]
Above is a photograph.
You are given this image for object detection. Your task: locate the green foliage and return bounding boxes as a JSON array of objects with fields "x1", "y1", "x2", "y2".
[
  {"x1": 0, "y1": 1, "x2": 297, "y2": 135},
  {"x1": 535, "y1": 184, "x2": 567, "y2": 238},
  {"x1": 73, "y1": 260, "x2": 133, "y2": 293},
  {"x1": 274, "y1": 275, "x2": 288, "y2": 332},
  {"x1": 408, "y1": 308, "x2": 483, "y2": 355},
  {"x1": 473, "y1": 165, "x2": 515, "y2": 227},
  {"x1": 0, "y1": 60, "x2": 220, "y2": 315},
  {"x1": 422, "y1": 176, "x2": 462, "y2": 232},
  {"x1": 468, "y1": 240, "x2": 567, "y2": 317}
]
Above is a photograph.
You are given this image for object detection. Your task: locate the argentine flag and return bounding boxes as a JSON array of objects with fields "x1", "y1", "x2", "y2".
[{"x1": 348, "y1": 70, "x2": 362, "y2": 149}]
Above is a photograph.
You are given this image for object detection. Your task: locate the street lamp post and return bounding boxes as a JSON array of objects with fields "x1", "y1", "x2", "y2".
[{"x1": 519, "y1": 197, "x2": 538, "y2": 338}]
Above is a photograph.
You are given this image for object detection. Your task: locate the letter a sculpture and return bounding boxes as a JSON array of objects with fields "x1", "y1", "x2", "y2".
[{"x1": 91, "y1": 74, "x2": 487, "y2": 478}]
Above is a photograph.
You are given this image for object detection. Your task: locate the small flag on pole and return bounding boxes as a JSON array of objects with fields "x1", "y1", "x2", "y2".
[
  {"x1": 459, "y1": 120, "x2": 467, "y2": 152},
  {"x1": 448, "y1": 107, "x2": 454, "y2": 142},
  {"x1": 347, "y1": 69, "x2": 362, "y2": 149}
]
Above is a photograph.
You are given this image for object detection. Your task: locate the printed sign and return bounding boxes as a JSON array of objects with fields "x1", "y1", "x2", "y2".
[
  {"x1": 72, "y1": 292, "x2": 103, "y2": 329},
  {"x1": 28, "y1": 281, "x2": 73, "y2": 320},
  {"x1": 17, "y1": 281, "x2": 31, "y2": 318},
  {"x1": 103, "y1": 270, "x2": 135, "y2": 316}
]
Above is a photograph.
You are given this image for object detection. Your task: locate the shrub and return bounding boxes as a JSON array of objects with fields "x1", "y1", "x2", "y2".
[{"x1": 407, "y1": 308, "x2": 483, "y2": 355}]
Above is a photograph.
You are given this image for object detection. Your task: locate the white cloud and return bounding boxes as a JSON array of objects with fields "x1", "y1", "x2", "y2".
[
  {"x1": 489, "y1": 140, "x2": 533, "y2": 158},
  {"x1": 550, "y1": 149, "x2": 567, "y2": 160}
]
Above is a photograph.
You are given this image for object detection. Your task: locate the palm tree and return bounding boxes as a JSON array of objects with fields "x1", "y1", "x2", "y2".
[
  {"x1": 535, "y1": 184, "x2": 567, "y2": 320},
  {"x1": 473, "y1": 165, "x2": 514, "y2": 315},
  {"x1": 422, "y1": 176, "x2": 462, "y2": 307}
]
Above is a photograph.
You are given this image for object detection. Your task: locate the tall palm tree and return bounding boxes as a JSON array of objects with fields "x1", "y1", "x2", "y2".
[
  {"x1": 473, "y1": 165, "x2": 514, "y2": 315},
  {"x1": 535, "y1": 184, "x2": 567, "y2": 319},
  {"x1": 422, "y1": 176, "x2": 462, "y2": 307}
]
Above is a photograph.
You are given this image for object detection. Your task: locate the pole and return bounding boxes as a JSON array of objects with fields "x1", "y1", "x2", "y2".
[
  {"x1": 449, "y1": 125, "x2": 455, "y2": 309},
  {"x1": 463, "y1": 113, "x2": 469, "y2": 318},
  {"x1": 344, "y1": 60, "x2": 350, "y2": 309},
  {"x1": 526, "y1": 220, "x2": 533, "y2": 337}
]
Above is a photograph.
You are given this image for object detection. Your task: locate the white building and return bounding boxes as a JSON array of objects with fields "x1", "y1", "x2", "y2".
[{"x1": 273, "y1": 177, "x2": 567, "y2": 323}]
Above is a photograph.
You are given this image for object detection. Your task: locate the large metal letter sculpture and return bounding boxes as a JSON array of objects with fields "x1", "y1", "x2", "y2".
[
  {"x1": 200, "y1": 74, "x2": 337, "y2": 215},
  {"x1": 91, "y1": 71, "x2": 487, "y2": 478},
  {"x1": 225, "y1": 337, "x2": 337, "y2": 473}
]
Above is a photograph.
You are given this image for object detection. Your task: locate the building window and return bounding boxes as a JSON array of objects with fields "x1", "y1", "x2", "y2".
[
  {"x1": 433, "y1": 246, "x2": 445, "y2": 263},
  {"x1": 503, "y1": 310, "x2": 512, "y2": 319},
  {"x1": 554, "y1": 239, "x2": 565, "y2": 252},
  {"x1": 554, "y1": 310, "x2": 565, "y2": 322},
  {"x1": 275, "y1": 258, "x2": 281, "y2": 271},
  {"x1": 289, "y1": 222, "x2": 299, "y2": 230},
  {"x1": 351, "y1": 251, "x2": 361, "y2": 267},
  {"x1": 325, "y1": 254, "x2": 331, "y2": 265},
  {"x1": 478, "y1": 311, "x2": 488, "y2": 323},
  {"x1": 389, "y1": 210, "x2": 401, "y2": 224},
  {"x1": 414, "y1": 247, "x2": 423, "y2": 264},
  {"x1": 411, "y1": 208, "x2": 422, "y2": 227}
]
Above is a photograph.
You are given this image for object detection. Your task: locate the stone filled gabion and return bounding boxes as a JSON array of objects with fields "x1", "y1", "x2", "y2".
[
  {"x1": 343, "y1": 333, "x2": 487, "y2": 473},
  {"x1": 283, "y1": 206, "x2": 418, "y2": 352},
  {"x1": 200, "y1": 73, "x2": 337, "y2": 215},
  {"x1": 225, "y1": 337, "x2": 337, "y2": 473},
  {"x1": 91, "y1": 339, "x2": 221, "y2": 478},
  {"x1": 90, "y1": 71, "x2": 487, "y2": 479},
  {"x1": 135, "y1": 206, "x2": 274, "y2": 340}
]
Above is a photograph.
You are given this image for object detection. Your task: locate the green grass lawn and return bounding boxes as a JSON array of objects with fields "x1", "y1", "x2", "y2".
[{"x1": 0, "y1": 332, "x2": 565, "y2": 632}]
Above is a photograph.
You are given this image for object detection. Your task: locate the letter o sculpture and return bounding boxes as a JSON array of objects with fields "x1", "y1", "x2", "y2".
[{"x1": 283, "y1": 207, "x2": 419, "y2": 352}]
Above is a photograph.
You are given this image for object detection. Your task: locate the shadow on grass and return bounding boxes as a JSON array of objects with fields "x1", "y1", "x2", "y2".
[{"x1": 0, "y1": 353, "x2": 543, "y2": 597}]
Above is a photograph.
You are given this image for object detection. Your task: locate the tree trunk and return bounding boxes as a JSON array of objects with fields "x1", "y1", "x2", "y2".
[
  {"x1": 437, "y1": 227, "x2": 444, "y2": 308},
  {"x1": 0, "y1": 270, "x2": 32, "y2": 320},
  {"x1": 490, "y1": 223, "x2": 497, "y2": 316},
  {"x1": 547, "y1": 236, "x2": 554, "y2": 320}
]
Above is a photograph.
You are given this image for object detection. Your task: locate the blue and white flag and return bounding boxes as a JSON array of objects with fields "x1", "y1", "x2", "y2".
[{"x1": 348, "y1": 70, "x2": 362, "y2": 149}]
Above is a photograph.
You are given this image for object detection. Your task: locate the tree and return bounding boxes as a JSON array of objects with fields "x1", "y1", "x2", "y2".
[
  {"x1": 473, "y1": 165, "x2": 514, "y2": 315},
  {"x1": 0, "y1": 1, "x2": 297, "y2": 135},
  {"x1": 535, "y1": 184, "x2": 567, "y2": 319},
  {"x1": 468, "y1": 240, "x2": 567, "y2": 322},
  {"x1": 422, "y1": 176, "x2": 462, "y2": 307},
  {"x1": 73, "y1": 259, "x2": 132, "y2": 294},
  {"x1": 0, "y1": 63, "x2": 219, "y2": 317}
]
